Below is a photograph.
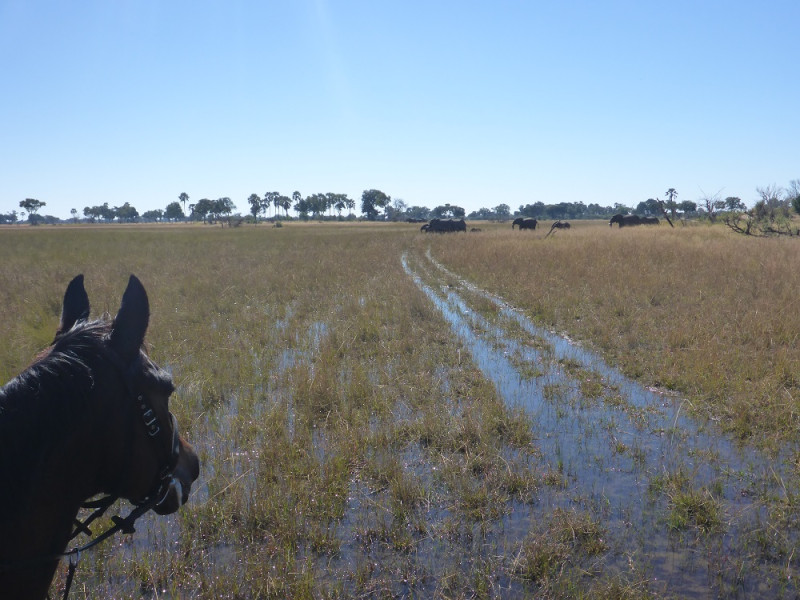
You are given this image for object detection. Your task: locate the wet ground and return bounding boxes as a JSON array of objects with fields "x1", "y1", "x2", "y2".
[
  {"x1": 402, "y1": 249, "x2": 800, "y2": 598},
  {"x1": 66, "y1": 246, "x2": 800, "y2": 598}
]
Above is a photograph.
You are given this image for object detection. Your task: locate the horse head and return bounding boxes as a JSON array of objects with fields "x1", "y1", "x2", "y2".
[
  {"x1": 57, "y1": 274, "x2": 200, "y2": 515},
  {"x1": 0, "y1": 275, "x2": 199, "y2": 598}
]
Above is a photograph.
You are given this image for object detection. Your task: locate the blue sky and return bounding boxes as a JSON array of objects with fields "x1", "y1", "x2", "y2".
[{"x1": 1, "y1": 1, "x2": 798, "y2": 219}]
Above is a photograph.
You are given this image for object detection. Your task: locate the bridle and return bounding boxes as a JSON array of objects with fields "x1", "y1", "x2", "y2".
[
  {"x1": 53, "y1": 398, "x2": 181, "y2": 599},
  {"x1": 0, "y1": 344, "x2": 183, "y2": 600},
  {"x1": 103, "y1": 345, "x2": 184, "y2": 513},
  {"x1": 135, "y1": 397, "x2": 182, "y2": 508},
  {"x1": 56, "y1": 353, "x2": 183, "y2": 599}
]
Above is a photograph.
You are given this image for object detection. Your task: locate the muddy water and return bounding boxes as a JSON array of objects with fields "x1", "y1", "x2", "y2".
[{"x1": 403, "y1": 250, "x2": 799, "y2": 597}]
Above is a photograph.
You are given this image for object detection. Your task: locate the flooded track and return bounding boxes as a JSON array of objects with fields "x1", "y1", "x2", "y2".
[{"x1": 403, "y1": 249, "x2": 799, "y2": 598}]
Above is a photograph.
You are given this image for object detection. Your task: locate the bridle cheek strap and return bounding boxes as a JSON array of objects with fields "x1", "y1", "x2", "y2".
[{"x1": 137, "y1": 411, "x2": 181, "y2": 510}]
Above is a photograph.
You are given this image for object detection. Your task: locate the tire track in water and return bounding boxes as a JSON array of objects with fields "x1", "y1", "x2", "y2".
[{"x1": 403, "y1": 249, "x2": 798, "y2": 597}]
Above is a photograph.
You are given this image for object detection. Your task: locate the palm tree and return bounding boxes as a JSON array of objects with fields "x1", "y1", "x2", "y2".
[
  {"x1": 268, "y1": 191, "x2": 280, "y2": 218},
  {"x1": 179, "y1": 192, "x2": 189, "y2": 218},
  {"x1": 248, "y1": 193, "x2": 262, "y2": 223},
  {"x1": 664, "y1": 188, "x2": 679, "y2": 224}
]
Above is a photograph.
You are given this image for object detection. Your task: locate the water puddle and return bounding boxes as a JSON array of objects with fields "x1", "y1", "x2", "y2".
[
  {"x1": 402, "y1": 250, "x2": 798, "y2": 597},
  {"x1": 78, "y1": 314, "x2": 333, "y2": 587}
]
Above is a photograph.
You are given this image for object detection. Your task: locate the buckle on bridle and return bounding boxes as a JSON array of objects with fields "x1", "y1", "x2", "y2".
[{"x1": 138, "y1": 396, "x2": 161, "y2": 437}]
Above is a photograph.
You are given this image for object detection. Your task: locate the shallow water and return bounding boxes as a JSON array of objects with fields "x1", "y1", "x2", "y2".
[{"x1": 402, "y1": 249, "x2": 799, "y2": 597}]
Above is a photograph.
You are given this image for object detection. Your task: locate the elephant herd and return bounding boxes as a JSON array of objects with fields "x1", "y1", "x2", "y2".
[{"x1": 418, "y1": 214, "x2": 659, "y2": 233}]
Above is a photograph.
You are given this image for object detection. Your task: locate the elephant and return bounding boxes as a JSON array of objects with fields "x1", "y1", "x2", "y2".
[
  {"x1": 512, "y1": 217, "x2": 537, "y2": 230},
  {"x1": 424, "y1": 218, "x2": 467, "y2": 233},
  {"x1": 610, "y1": 214, "x2": 661, "y2": 227},
  {"x1": 544, "y1": 220, "x2": 571, "y2": 238},
  {"x1": 609, "y1": 214, "x2": 642, "y2": 227}
]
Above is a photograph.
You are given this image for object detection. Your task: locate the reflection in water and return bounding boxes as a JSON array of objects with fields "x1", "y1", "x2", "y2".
[{"x1": 403, "y1": 250, "x2": 798, "y2": 598}]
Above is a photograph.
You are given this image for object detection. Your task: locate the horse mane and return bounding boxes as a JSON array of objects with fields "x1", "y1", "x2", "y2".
[
  {"x1": 2, "y1": 318, "x2": 173, "y2": 409},
  {"x1": 1, "y1": 320, "x2": 109, "y2": 423}
]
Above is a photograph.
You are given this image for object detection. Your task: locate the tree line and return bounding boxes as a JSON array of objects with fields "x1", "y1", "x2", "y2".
[{"x1": 3, "y1": 181, "x2": 798, "y2": 225}]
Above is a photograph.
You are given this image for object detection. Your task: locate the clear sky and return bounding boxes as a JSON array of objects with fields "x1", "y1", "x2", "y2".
[{"x1": 1, "y1": 1, "x2": 798, "y2": 219}]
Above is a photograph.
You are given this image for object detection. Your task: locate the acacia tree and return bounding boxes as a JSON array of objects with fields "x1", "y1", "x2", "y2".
[
  {"x1": 361, "y1": 189, "x2": 390, "y2": 220},
  {"x1": 142, "y1": 209, "x2": 164, "y2": 222},
  {"x1": 432, "y1": 203, "x2": 465, "y2": 218},
  {"x1": 192, "y1": 198, "x2": 214, "y2": 223},
  {"x1": 82, "y1": 202, "x2": 115, "y2": 222},
  {"x1": 494, "y1": 204, "x2": 511, "y2": 219},
  {"x1": 19, "y1": 198, "x2": 45, "y2": 224},
  {"x1": 724, "y1": 197, "x2": 746, "y2": 211},
  {"x1": 115, "y1": 202, "x2": 139, "y2": 222},
  {"x1": 165, "y1": 202, "x2": 184, "y2": 221},
  {"x1": 214, "y1": 197, "x2": 235, "y2": 224},
  {"x1": 636, "y1": 198, "x2": 661, "y2": 216}
]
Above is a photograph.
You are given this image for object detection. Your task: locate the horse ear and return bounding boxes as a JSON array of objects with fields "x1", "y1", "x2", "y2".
[
  {"x1": 58, "y1": 274, "x2": 90, "y2": 335},
  {"x1": 110, "y1": 275, "x2": 150, "y2": 362}
]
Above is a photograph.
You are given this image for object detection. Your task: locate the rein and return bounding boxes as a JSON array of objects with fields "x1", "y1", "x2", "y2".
[{"x1": 58, "y1": 494, "x2": 162, "y2": 600}]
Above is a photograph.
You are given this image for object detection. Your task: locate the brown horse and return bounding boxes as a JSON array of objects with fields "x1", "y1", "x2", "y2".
[{"x1": 0, "y1": 275, "x2": 200, "y2": 599}]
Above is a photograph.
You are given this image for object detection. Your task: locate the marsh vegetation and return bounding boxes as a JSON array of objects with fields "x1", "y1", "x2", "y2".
[{"x1": 1, "y1": 221, "x2": 798, "y2": 598}]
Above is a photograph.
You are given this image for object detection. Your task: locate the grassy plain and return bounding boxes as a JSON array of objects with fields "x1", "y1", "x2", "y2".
[
  {"x1": 429, "y1": 221, "x2": 800, "y2": 450},
  {"x1": 0, "y1": 221, "x2": 798, "y2": 598}
]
